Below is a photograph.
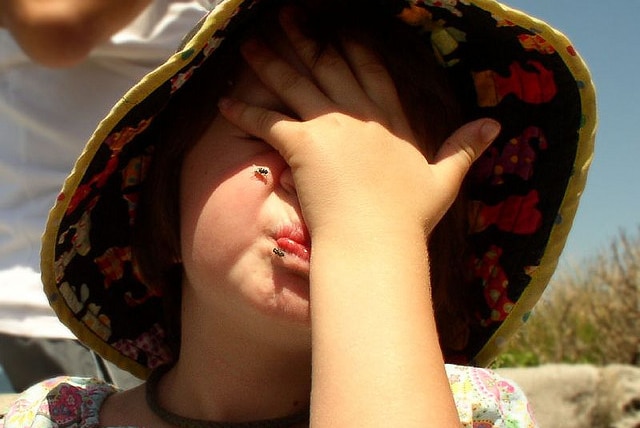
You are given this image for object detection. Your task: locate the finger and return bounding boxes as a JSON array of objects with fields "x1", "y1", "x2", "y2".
[
  {"x1": 432, "y1": 119, "x2": 501, "y2": 189},
  {"x1": 279, "y1": 7, "x2": 371, "y2": 110},
  {"x1": 218, "y1": 96, "x2": 301, "y2": 159},
  {"x1": 341, "y1": 38, "x2": 405, "y2": 119},
  {"x1": 241, "y1": 38, "x2": 332, "y2": 119}
]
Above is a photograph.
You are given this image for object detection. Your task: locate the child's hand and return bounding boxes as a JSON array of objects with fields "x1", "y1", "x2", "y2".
[
  {"x1": 218, "y1": 13, "x2": 500, "y2": 242},
  {"x1": 218, "y1": 13, "x2": 501, "y2": 425}
]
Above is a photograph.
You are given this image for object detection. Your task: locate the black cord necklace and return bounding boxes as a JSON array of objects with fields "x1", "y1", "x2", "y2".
[{"x1": 145, "y1": 364, "x2": 310, "y2": 428}]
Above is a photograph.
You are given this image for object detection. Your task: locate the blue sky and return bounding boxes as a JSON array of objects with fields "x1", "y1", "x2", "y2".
[{"x1": 500, "y1": 0, "x2": 640, "y2": 264}]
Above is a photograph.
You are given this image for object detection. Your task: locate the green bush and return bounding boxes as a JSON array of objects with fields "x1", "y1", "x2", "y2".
[{"x1": 491, "y1": 227, "x2": 640, "y2": 368}]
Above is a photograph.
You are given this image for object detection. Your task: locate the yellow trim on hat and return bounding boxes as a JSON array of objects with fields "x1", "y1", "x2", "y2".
[{"x1": 469, "y1": 0, "x2": 597, "y2": 366}]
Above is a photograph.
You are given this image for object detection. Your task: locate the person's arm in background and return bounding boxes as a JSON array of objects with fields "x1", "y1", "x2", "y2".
[{"x1": 0, "y1": 0, "x2": 151, "y2": 67}]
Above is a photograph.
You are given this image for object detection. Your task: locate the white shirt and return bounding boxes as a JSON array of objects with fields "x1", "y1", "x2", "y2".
[{"x1": 0, "y1": 0, "x2": 207, "y2": 338}]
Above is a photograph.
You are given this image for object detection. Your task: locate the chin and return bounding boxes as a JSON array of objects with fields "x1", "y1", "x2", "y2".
[{"x1": 259, "y1": 282, "x2": 311, "y2": 323}]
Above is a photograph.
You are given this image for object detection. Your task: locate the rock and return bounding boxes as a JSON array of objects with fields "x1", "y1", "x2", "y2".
[
  {"x1": 497, "y1": 364, "x2": 640, "y2": 428},
  {"x1": 599, "y1": 365, "x2": 640, "y2": 428}
]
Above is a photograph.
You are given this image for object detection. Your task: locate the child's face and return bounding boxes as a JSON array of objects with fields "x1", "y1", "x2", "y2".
[{"x1": 179, "y1": 66, "x2": 312, "y2": 332}]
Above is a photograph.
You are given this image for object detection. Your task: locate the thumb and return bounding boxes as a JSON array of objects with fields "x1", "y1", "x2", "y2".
[{"x1": 433, "y1": 118, "x2": 501, "y2": 186}]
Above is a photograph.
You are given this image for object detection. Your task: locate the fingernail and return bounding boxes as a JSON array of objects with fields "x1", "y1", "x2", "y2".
[{"x1": 480, "y1": 119, "x2": 501, "y2": 143}]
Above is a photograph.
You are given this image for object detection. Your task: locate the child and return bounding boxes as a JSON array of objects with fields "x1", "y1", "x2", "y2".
[{"x1": 2, "y1": 0, "x2": 595, "y2": 426}]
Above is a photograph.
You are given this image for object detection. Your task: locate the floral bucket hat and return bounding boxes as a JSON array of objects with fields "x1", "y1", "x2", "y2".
[{"x1": 42, "y1": 0, "x2": 596, "y2": 379}]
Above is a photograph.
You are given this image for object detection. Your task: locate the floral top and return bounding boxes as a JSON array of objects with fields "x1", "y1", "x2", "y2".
[{"x1": 0, "y1": 365, "x2": 537, "y2": 427}]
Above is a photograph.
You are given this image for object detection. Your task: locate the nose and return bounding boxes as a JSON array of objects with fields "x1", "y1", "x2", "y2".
[{"x1": 279, "y1": 166, "x2": 297, "y2": 196}]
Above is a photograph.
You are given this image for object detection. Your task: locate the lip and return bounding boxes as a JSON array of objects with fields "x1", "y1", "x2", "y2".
[{"x1": 274, "y1": 223, "x2": 311, "y2": 262}]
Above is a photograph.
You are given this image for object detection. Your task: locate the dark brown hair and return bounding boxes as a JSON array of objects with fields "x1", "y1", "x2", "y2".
[{"x1": 133, "y1": 0, "x2": 472, "y2": 360}]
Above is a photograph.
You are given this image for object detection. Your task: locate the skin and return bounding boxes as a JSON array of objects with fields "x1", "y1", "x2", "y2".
[
  {"x1": 101, "y1": 10, "x2": 501, "y2": 428},
  {"x1": 0, "y1": 0, "x2": 152, "y2": 67}
]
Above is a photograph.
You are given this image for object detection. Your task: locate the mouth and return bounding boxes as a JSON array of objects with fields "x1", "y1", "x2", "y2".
[
  {"x1": 275, "y1": 237, "x2": 310, "y2": 262},
  {"x1": 274, "y1": 223, "x2": 311, "y2": 262}
]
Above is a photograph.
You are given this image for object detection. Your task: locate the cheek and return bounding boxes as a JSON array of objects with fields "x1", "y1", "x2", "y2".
[{"x1": 180, "y1": 170, "x2": 264, "y2": 276}]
